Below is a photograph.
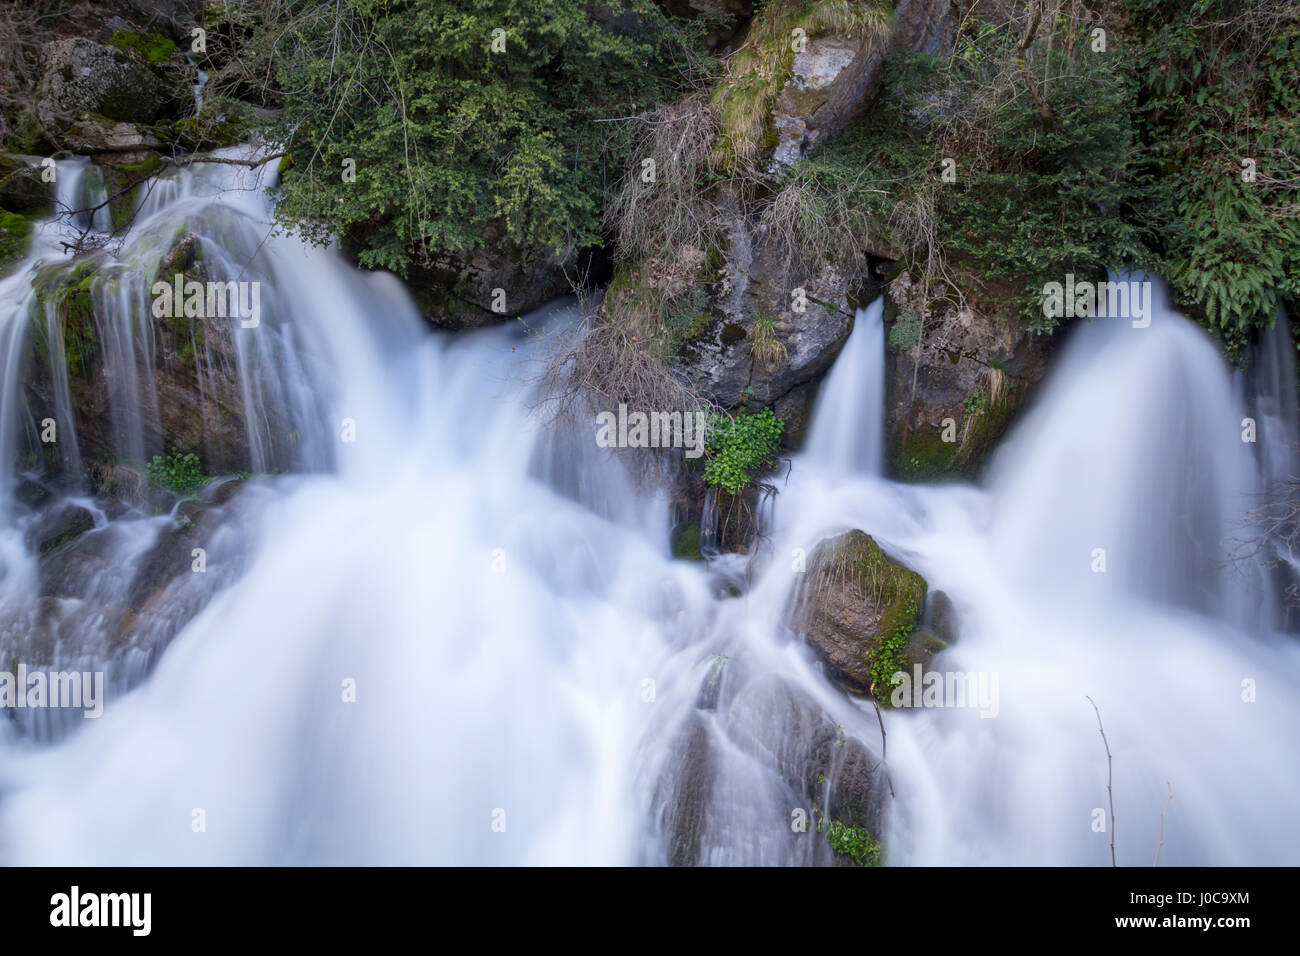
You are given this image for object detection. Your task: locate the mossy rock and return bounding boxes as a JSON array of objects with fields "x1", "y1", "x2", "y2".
[
  {"x1": 0, "y1": 209, "x2": 33, "y2": 269},
  {"x1": 792, "y1": 529, "x2": 928, "y2": 698},
  {"x1": 670, "y1": 522, "x2": 702, "y2": 561},
  {"x1": 892, "y1": 381, "x2": 1027, "y2": 482},
  {"x1": 154, "y1": 98, "x2": 256, "y2": 152},
  {"x1": 109, "y1": 31, "x2": 178, "y2": 65}
]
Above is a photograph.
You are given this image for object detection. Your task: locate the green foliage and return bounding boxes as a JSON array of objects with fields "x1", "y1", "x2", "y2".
[
  {"x1": 786, "y1": 4, "x2": 1297, "y2": 351},
  {"x1": 963, "y1": 389, "x2": 990, "y2": 418},
  {"x1": 223, "y1": 0, "x2": 697, "y2": 276},
  {"x1": 1124, "y1": 0, "x2": 1300, "y2": 360},
  {"x1": 887, "y1": 308, "x2": 921, "y2": 351},
  {"x1": 703, "y1": 407, "x2": 785, "y2": 494},
  {"x1": 817, "y1": 817, "x2": 883, "y2": 866},
  {"x1": 146, "y1": 448, "x2": 207, "y2": 498}
]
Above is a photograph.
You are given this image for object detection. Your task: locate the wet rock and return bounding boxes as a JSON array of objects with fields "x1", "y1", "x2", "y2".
[
  {"x1": 0, "y1": 155, "x2": 51, "y2": 212},
  {"x1": 21, "y1": 244, "x2": 275, "y2": 490},
  {"x1": 923, "y1": 589, "x2": 958, "y2": 645},
  {"x1": 788, "y1": 529, "x2": 927, "y2": 696},
  {"x1": 13, "y1": 474, "x2": 54, "y2": 510},
  {"x1": 25, "y1": 502, "x2": 95, "y2": 556},
  {"x1": 657, "y1": 714, "x2": 716, "y2": 867},
  {"x1": 723, "y1": 674, "x2": 884, "y2": 836},
  {"x1": 884, "y1": 270, "x2": 1052, "y2": 481}
]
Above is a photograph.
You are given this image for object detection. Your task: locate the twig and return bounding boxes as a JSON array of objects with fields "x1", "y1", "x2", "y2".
[
  {"x1": 1153, "y1": 781, "x2": 1173, "y2": 867},
  {"x1": 1085, "y1": 695, "x2": 1116, "y2": 866},
  {"x1": 162, "y1": 151, "x2": 286, "y2": 168},
  {"x1": 869, "y1": 694, "x2": 895, "y2": 799}
]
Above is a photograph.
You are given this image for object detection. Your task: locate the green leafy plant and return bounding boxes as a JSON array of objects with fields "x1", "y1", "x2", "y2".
[
  {"x1": 145, "y1": 448, "x2": 207, "y2": 498},
  {"x1": 703, "y1": 407, "x2": 785, "y2": 495},
  {"x1": 818, "y1": 817, "x2": 884, "y2": 866},
  {"x1": 869, "y1": 594, "x2": 918, "y2": 698},
  {"x1": 963, "y1": 389, "x2": 990, "y2": 418},
  {"x1": 888, "y1": 308, "x2": 922, "y2": 351}
]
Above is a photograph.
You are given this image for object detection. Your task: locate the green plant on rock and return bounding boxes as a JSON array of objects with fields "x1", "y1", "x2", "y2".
[
  {"x1": 145, "y1": 448, "x2": 207, "y2": 498},
  {"x1": 963, "y1": 389, "x2": 990, "y2": 418},
  {"x1": 887, "y1": 308, "x2": 921, "y2": 352},
  {"x1": 703, "y1": 407, "x2": 785, "y2": 495},
  {"x1": 817, "y1": 817, "x2": 884, "y2": 866},
  {"x1": 109, "y1": 30, "x2": 177, "y2": 64},
  {"x1": 869, "y1": 593, "x2": 918, "y2": 700}
]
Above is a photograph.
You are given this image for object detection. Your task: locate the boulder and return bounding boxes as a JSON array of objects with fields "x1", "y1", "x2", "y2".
[
  {"x1": 788, "y1": 529, "x2": 928, "y2": 696},
  {"x1": 724, "y1": 674, "x2": 885, "y2": 838},
  {"x1": 24, "y1": 501, "x2": 96, "y2": 556},
  {"x1": 35, "y1": 37, "x2": 190, "y2": 154},
  {"x1": 770, "y1": 0, "x2": 956, "y2": 171}
]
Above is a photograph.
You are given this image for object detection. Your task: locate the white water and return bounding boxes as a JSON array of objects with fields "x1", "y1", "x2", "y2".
[
  {"x1": 804, "y1": 298, "x2": 885, "y2": 475},
  {"x1": 0, "y1": 153, "x2": 1297, "y2": 865}
]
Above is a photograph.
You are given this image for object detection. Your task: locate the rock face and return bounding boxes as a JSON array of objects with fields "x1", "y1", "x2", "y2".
[
  {"x1": 20, "y1": 237, "x2": 274, "y2": 500},
  {"x1": 400, "y1": 222, "x2": 586, "y2": 330},
  {"x1": 684, "y1": 199, "x2": 855, "y2": 430},
  {"x1": 883, "y1": 271, "x2": 1054, "y2": 481},
  {"x1": 770, "y1": 0, "x2": 956, "y2": 170},
  {"x1": 789, "y1": 529, "x2": 930, "y2": 696}
]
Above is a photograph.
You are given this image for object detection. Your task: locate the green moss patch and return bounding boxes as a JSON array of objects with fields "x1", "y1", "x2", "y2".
[
  {"x1": 109, "y1": 30, "x2": 177, "y2": 64},
  {"x1": 0, "y1": 209, "x2": 33, "y2": 266}
]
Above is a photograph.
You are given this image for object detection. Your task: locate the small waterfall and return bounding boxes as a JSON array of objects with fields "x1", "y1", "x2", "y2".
[
  {"x1": 804, "y1": 299, "x2": 885, "y2": 475},
  {"x1": 987, "y1": 279, "x2": 1265, "y2": 626}
]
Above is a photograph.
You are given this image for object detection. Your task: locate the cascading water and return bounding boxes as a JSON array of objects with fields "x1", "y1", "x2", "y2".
[
  {"x1": 1, "y1": 146, "x2": 1297, "y2": 864},
  {"x1": 804, "y1": 299, "x2": 885, "y2": 475}
]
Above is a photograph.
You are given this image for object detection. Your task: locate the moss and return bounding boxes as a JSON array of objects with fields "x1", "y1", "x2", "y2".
[
  {"x1": 0, "y1": 209, "x2": 32, "y2": 265},
  {"x1": 101, "y1": 154, "x2": 164, "y2": 230},
  {"x1": 892, "y1": 427, "x2": 958, "y2": 481},
  {"x1": 109, "y1": 30, "x2": 177, "y2": 64},
  {"x1": 670, "y1": 522, "x2": 702, "y2": 561}
]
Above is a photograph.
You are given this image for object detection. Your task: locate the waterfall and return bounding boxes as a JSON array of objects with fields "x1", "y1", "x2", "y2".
[
  {"x1": 0, "y1": 149, "x2": 1297, "y2": 864},
  {"x1": 804, "y1": 299, "x2": 885, "y2": 475}
]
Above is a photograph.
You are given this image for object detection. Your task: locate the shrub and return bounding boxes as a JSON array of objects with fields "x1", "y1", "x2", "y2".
[{"x1": 213, "y1": 0, "x2": 698, "y2": 277}]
